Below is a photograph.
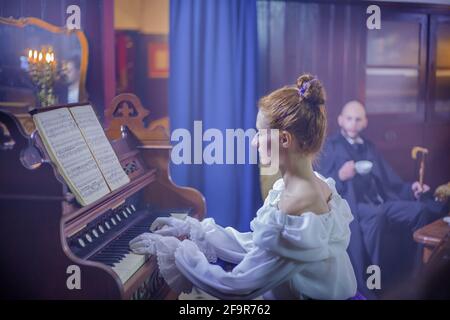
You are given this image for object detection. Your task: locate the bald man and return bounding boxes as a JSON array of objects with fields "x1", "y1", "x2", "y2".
[{"x1": 317, "y1": 100, "x2": 448, "y2": 299}]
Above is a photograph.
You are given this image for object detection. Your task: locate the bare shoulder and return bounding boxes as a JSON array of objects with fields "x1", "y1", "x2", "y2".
[
  {"x1": 278, "y1": 193, "x2": 316, "y2": 216},
  {"x1": 279, "y1": 179, "x2": 332, "y2": 216}
]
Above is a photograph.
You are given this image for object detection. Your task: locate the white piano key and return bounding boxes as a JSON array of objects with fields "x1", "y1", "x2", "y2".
[{"x1": 112, "y1": 252, "x2": 148, "y2": 284}]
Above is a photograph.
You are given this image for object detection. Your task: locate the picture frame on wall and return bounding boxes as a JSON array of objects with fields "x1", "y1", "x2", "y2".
[{"x1": 148, "y1": 42, "x2": 169, "y2": 79}]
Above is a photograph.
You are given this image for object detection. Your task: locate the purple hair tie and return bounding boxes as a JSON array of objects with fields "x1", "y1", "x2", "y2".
[{"x1": 298, "y1": 79, "x2": 317, "y2": 97}]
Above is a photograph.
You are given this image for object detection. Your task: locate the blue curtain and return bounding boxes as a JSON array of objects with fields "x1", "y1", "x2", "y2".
[{"x1": 169, "y1": 0, "x2": 262, "y2": 230}]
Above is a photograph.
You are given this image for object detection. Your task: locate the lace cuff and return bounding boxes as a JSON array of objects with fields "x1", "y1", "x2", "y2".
[
  {"x1": 154, "y1": 236, "x2": 193, "y2": 294},
  {"x1": 186, "y1": 217, "x2": 217, "y2": 263}
]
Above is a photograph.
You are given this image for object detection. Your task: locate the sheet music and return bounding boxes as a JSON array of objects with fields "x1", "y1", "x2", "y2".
[
  {"x1": 70, "y1": 105, "x2": 130, "y2": 191},
  {"x1": 33, "y1": 108, "x2": 110, "y2": 205}
]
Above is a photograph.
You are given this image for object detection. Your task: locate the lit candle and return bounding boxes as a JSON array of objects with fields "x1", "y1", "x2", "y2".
[
  {"x1": 38, "y1": 52, "x2": 42, "y2": 61},
  {"x1": 28, "y1": 50, "x2": 32, "y2": 60},
  {"x1": 33, "y1": 50, "x2": 37, "y2": 61},
  {"x1": 45, "y1": 53, "x2": 51, "y2": 63}
]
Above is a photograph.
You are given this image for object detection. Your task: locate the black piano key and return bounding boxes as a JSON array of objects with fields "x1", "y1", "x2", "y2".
[
  {"x1": 92, "y1": 260, "x2": 116, "y2": 267},
  {"x1": 105, "y1": 246, "x2": 129, "y2": 250},
  {"x1": 94, "y1": 258, "x2": 121, "y2": 265},
  {"x1": 111, "y1": 240, "x2": 136, "y2": 244},
  {"x1": 106, "y1": 241, "x2": 133, "y2": 247},
  {"x1": 94, "y1": 251, "x2": 125, "y2": 257},
  {"x1": 93, "y1": 255, "x2": 122, "y2": 261},
  {"x1": 100, "y1": 250, "x2": 128, "y2": 256},
  {"x1": 106, "y1": 246, "x2": 130, "y2": 250},
  {"x1": 92, "y1": 255, "x2": 118, "y2": 261},
  {"x1": 106, "y1": 241, "x2": 130, "y2": 249},
  {"x1": 93, "y1": 253, "x2": 121, "y2": 259},
  {"x1": 97, "y1": 252, "x2": 127, "y2": 259}
]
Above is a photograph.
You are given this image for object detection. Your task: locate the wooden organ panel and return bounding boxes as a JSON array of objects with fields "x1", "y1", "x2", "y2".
[{"x1": 0, "y1": 94, "x2": 205, "y2": 299}]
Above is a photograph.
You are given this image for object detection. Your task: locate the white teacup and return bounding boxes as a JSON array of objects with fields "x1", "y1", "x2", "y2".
[
  {"x1": 355, "y1": 160, "x2": 373, "y2": 175},
  {"x1": 443, "y1": 216, "x2": 450, "y2": 226}
]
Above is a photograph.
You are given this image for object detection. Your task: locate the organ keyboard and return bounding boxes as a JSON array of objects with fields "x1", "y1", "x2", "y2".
[{"x1": 0, "y1": 94, "x2": 205, "y2": 299}]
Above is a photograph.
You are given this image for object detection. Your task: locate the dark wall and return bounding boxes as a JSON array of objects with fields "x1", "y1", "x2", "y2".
[
  {"x1": 258, "y1": 1, "x2": 367, "y2": 135},
  {"x1": 115, "y1": 30, "x2": 169, "y2": 123},
  {"x1": 0, "y1": 0, "x2": 113, "y2": 119},
  {"x1": 137, "y1": 34, "x2": 168, "y2": 122}
]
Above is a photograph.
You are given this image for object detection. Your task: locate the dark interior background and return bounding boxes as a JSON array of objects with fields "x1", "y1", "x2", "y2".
[
  {"x1": 1, "y1": 0, "x2": 448, "y2": 189},
  {"x1": 258, "y1": 0, "x2": 450, "y2": 189}
]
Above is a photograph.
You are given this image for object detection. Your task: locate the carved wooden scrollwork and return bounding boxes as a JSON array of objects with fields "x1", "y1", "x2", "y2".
[{"x1": 105, "y1": 93, "x2": 170, "y2": 147}]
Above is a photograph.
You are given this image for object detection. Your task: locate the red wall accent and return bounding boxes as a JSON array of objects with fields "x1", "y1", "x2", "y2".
[{"x1": 102, "y1": 0, "x2": 115, "y2": 123}]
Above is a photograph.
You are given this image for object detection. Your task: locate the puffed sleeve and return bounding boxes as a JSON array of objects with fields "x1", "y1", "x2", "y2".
[
  {"x1": 173, "y1": 239, "x2": 302, "y2": 300},
  {"x1": 250, "y1": 212, "x2": 331, "y2": 263},
  {"x1": 199, "y1": 218, "x2": 254, "y2": 264}
]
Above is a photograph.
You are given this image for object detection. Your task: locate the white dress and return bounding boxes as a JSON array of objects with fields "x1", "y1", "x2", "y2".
[{"x1": 153, "y1": 172, "x2": 357, "y2": 300}]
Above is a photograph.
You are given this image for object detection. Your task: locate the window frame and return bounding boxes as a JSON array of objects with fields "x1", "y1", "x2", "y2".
[
  {"x1": 363, "y1": 12, "x2": 428, "y2": 124},
  {"x1": 426, "y1": 14, "x2": 450, "y2": 123}
]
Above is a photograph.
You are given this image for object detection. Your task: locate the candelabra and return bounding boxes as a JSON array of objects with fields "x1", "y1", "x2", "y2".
[{"x1": 26, "y1": 46, "x2": 65, "y2": 107}]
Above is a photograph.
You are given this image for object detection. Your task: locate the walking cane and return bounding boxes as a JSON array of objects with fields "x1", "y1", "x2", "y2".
[{"x1": 411, "y1": 146, "x2": 429, "y2": 190}]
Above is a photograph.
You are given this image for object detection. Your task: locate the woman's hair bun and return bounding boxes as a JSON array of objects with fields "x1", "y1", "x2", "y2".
[{"x1": 296, "y1": 74, "x2": 326, "y2": 106}]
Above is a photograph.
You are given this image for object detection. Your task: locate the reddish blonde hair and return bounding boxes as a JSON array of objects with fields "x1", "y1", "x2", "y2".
[{"x1": 258, "y1": 74, "x2": 327, "y2": 155}]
